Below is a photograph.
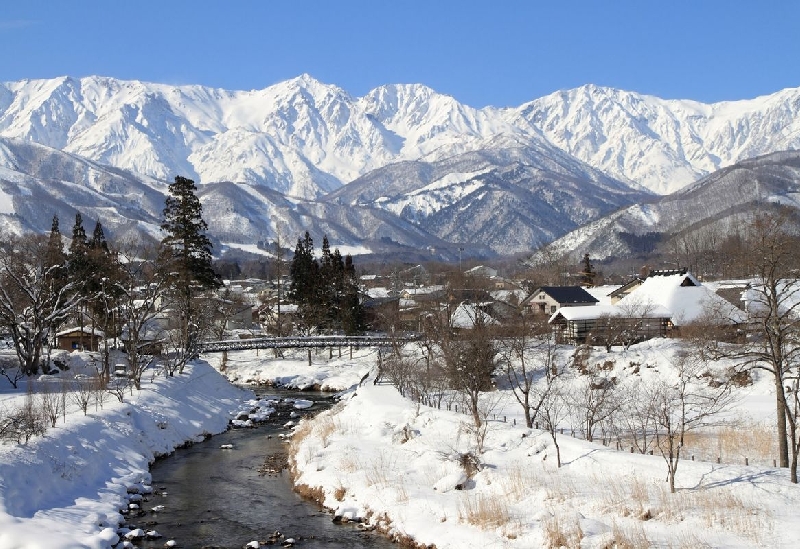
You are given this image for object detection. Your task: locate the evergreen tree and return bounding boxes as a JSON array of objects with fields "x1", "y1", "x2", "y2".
[
  {"x1": 90, "y1": 221, "x2": 109, "y2": 254},
  {"x1": 67, "y1": 213, "x2": 92, "y2": 346},
  {"x1": 289, "y1": 232, "x2": 323, "y2": 332},
  {"x1": 46, "y1": 215, "x2": 67, "y2": 270},
  {"x1": 68, "y1": 213, "x2": 90, "y2": 278},
  {"x1": 160, "y1": 175, "x2": 220, "y2": 372},
  {"x1": 45, "y1": 215, "x2": 70, "y2": 346},
  {"x1": 161, "y1": 176, "x2": 222, "y2": 374},
  {"x1": 341, "y1": 254, "x2": 364, "y2": 334},
  {"x1": 161, "y1": 176, "x2": 220, "y2": 292},
  {"x1": 579, "y1": 253, "x2": 596, "y2": 287}
]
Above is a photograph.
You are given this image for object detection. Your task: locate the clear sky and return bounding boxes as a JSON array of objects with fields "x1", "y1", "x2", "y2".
[{"x1": 1, "y1": 0, "x2": 798, "y2": 108}]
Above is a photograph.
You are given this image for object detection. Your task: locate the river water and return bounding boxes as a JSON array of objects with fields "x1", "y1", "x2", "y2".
[{"x1": 135, "y1": 389, "x2": 395, "y2": 549}]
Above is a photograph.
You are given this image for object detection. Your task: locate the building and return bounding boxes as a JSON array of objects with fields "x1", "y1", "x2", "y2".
[
  {"x1": 56, "y1": 327, "x2": 104, "y2": 352},
  {"x1": 521, "y1": 286, "x2": 599, "y2": 316},
  {"x1": 549, "y1": 271, "x2": 745, "y2": 345}
]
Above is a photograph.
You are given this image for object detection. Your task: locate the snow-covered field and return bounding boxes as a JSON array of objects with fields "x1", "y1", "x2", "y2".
[{"x1": 1, "y1": 340, "x2": 798, "y2": 548}]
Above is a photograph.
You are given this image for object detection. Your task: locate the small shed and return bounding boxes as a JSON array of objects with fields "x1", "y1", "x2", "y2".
[{"x1": 56, "y1": 327, "x2": 104, "y2": 352}]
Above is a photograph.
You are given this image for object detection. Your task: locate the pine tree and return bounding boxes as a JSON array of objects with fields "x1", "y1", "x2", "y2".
[
  {"x1": 161, "y1": 176, "x2": 220, "y2": 292},
  {"x1": 289, "y1": 232, "x2": 323, "y2": 333},
  {"x1": 45, "y1": 215, "x2": 70, "y2": 347},
  {"x1": 341, "y1": 254, "x2": 364, "y2": 334},
  {"x1": 161, "y1": 176, "x2": 220, "y2": 372},
  {"x1": 46, "y1": 215, "x2": 67, "y2": 270},
  {"x1": 579, "y1": 253, "x2": 596, "y2": 287}
]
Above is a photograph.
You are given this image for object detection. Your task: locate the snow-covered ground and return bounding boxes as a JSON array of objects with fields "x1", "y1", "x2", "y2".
[
  {"x1": 1, "y1": 339, "x2": 798, "y2": 548},
  {"x1": 0, "y1": 352, "x2": 249, "y2": 549},
  {"x1": 288, "y1": 339, "x2": 800, "y2": 549}
]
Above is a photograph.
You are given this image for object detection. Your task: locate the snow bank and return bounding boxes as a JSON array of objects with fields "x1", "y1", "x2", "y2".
[
  {"x1": 289, "y1": 342, "x2": 800, "y2": 548},
  {"x1": 205, "y1": 347, "x2": 376, "y2": 391},
  {"x1": 0, "y1": 360, "x2": 247, "y2": 549}
]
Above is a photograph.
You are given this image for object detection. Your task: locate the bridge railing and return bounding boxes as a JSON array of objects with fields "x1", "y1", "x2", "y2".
[{"x1": 197, "y1": 334, "x2": 419, "y2": 353}]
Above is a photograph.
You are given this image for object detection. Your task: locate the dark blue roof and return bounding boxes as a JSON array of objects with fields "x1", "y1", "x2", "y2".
[{"x1": 536, "y1": 286, "x2": 598, "y2": 304}]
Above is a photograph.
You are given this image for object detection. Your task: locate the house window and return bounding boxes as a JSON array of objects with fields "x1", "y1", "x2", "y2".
[
  {"x1": 550, "y1": 305, "x2": 557, "y2": 313},
  {"x1": 539, "y1": 294, "x2": 545, "y2": 300}
]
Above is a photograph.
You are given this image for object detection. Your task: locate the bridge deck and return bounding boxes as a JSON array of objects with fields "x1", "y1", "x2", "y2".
[{"x1": 198, "y1": 335, "x2": 418, "y2": 353}]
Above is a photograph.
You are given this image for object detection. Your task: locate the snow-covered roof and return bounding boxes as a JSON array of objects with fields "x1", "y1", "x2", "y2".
[
  {"x1": 367, "y1": 287, "x2": 391, "y2": 299},
  {"x1": 584, "y1": 285, "x2": 619, "y2": 306},
  {"x1": 56, "y1": 327, "x2": 105, "y2": 337},
  {"x1": 551, "y1": 304, "x2": 672, "y2": 322},
  {"x1": 451, "y1": 302, "x2": 498, "y2": 328},
  {"x1": 618, "y1": 273, "x2": 746, "y2": 325}
]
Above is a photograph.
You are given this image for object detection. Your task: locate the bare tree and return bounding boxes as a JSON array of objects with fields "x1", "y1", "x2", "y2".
[
  {"x1": 0, "y1": 234, "x2": 81, "y2": 376},
  {"x1": 568, "y1": 363, "x2": 621, "y2": 443},
  {"x1": 703, "y1": 210, "x2": 800, "y2": 479},
  {"x1": 644, "y1": 354, "x2": 732, "y2": 492},
  {"x1": 499, "y1": 312, "x2": 560, "y2": 428},
  {"x1": 115, "y1": 242, "x2": 168, "y2": 390},
  {"x1": 537, "y1": 374, "x2": 569, "y2": 468},
  {"x1": 442, "y1": 306, "x2": 498, "y2": 429}
]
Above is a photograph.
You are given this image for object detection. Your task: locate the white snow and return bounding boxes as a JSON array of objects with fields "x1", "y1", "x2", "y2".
[
  {"x1": 3, "y1": 333, "x2": 800, "y2": 548},
  {"x1": 0, "y1": 355, "x2": 247, "y2": 548}
]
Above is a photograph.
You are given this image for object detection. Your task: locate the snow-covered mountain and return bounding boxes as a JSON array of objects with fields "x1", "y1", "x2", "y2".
[
  {"x1": 510, "y1": 85, "x2": 800, "y2": 194},
  {"x1": 0, "y1": 137, "x2": 470, "y2": 260},
  {"x1": 534, "y1": 150, "x2": 800, "y2": 261},
  {"x1": 2, "y1": 75, "x2": 800, "y2": 198},
  {"x1": 1, "y1": 74, "x2": 800, "y2": 258}
]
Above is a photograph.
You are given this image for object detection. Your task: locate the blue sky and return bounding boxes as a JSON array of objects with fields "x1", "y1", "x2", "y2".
[{"x1": 1, "y1": 1, "x2": 798, "y2": 108}]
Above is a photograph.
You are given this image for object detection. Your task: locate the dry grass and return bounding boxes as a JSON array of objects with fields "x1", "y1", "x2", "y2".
[
  {"x1": 609, "y1": 520, "x2": 649, "y2": 549},
  {"x1": 337, "y1": 450, "x2": 361, "y2": 473},
  {"x1": 542, "y1": 470, "x2": 577, "y2": 502},
  {"x1": 542, "y1": 511, "x2": 583, "y2": 548},
  {"x1": 316, "y1": 413, "x2": 338, "y2": 447},
  {"x1": 458, "y1": 493, "x2": 510, "y2": 530},
  {"x1": 681, "y1": 423, "x2": 776, "y2": 466},
  {"x1": 364, "y1": 450, "x2": 396, "y2": 488},
  {"x1": 334, "y1": 484, "x2": 347, "y2": 501},
  {"x1": 500, "y1": 460, "x2": 537, "y2": 502},
  {"x1": 602, "y1": 473, "x2": 660, "y2": 521},
  {"x1": 598, "y1": 471, "x2": 768, "y2": 545},
  {"x1": 661, "y1": 486, "x2": 770, "y2": 544}
]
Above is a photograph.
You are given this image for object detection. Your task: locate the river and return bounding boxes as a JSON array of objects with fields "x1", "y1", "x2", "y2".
[{"x1": 134, "y1": 389, "x2": 395, "y2": 549}]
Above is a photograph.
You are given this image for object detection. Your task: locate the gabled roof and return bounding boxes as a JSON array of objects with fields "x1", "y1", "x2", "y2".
[
  {"x1": 551, "y1": 304, "x2": 671, "y2": 323},
  {"x1": 529, "y1": 286, "x2": 599, "y2": 305},
  {"x1": 56, "y1": 327, "x2": 105, "y2": 338},
  {"x1": 584, "y1": 285, "x2": 619, "y2": 306},
  {"x1": 617, "y1": 273, "x2": 746, "y2": 325}
]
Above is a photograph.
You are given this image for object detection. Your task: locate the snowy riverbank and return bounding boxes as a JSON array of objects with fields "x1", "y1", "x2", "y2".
[
  {"x1": 288, "y1": 340, "x2": 800, "y2": 549},
  {"x1": 0, "y1": 359, "x2": 248, "y2": 549}
]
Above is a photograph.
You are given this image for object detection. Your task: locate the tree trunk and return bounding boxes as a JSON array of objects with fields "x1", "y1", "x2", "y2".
[
  {"x1": 775, "y1": 373, "x2": 790, "y2": 467},
  {"x1": 552, "y1": 432, "x2": 561, "y2": 468}
]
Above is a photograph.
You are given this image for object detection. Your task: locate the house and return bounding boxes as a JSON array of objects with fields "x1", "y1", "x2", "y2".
[
  {"x1": 120, "y1": 316, "x2": 169, "y2": 355},
  {"x1": 549, "y1": 271, "x2": 745, "y2": 345},
  {"x1": 521, "y1": 286, "x2": 599, "y2": 316},
  {"x1": 450, "y1": 302, "x2": 500, "y2": 329},
  {"x1": 550, "y1": 304, "x2": 672, "y2": 345},
  {"x1": 224, "y1": 304, "x2": 255, "y2": 331},
  {"x1": 56, "y1": 327, "x2": 105, "y2": 352}
]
